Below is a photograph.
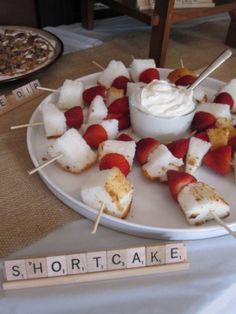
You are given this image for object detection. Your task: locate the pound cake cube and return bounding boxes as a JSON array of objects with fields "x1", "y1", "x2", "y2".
[
  {"x1": 81, "y1": 167, "x2": 134, "y2": 218},
  {"x1": 177, "y1": 181, "x2": 230, "y2": 225}
]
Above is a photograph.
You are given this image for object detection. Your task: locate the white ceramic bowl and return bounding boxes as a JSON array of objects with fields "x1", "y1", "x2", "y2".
[{"x1": 129, "y1": 100, "x2": 196, "y2": 143}]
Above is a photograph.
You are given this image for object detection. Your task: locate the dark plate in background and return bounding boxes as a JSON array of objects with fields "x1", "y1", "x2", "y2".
[{"x1": 0, "y1": 25, "x2": 63, "y2": 84}]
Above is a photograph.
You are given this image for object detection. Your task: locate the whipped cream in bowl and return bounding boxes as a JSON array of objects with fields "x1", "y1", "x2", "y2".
[{"x1": 129, "y1": 79, "x2": 196, "y2": 142}]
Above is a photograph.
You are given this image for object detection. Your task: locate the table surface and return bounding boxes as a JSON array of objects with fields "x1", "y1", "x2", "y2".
[
  {"x1": 1, "y1": 220, "x2": 236, "y2": 314},
  {"x1": 1, "y1": 32, "x2": 236, "y2": 313}
]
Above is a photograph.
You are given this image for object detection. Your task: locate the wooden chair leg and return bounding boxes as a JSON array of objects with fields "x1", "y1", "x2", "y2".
[
  {"x1": 149, "y1": 0, "x2": 175, "y2": 67},
  {"x1": 225, "y1": 10, "x2": 236, "y2": 48},
  {"x1": 81, "y1": 0, "x2": 94, "y2": 30}
]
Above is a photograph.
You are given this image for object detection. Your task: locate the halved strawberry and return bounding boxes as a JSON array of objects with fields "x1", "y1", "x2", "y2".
[
  {"x1": 167, "y1": 68, "x2": 196, "y2": 84},
  {"x1": 214, "y1": 92, "x2": 234, "y2": 111},
  {"x1": 136, "y1": 137, "x2": 160, "y2": 165},
  {"x1": 111, "y1": 76, "x2": 130, "y2": 91},
  {"x1": 166, "y1": 138, "x2": 190, "y2": 159},
  {"x1": 175, "y1": 75, "x2": 196, "y2": 86},
  {"x1": 64, "y1": 106, "x2": 83, "y2": 129},
  {"x1": 106, "y1": 113, "x2": 130, "y2": 130},
  {"x1": 83, "y1": 124, "x2": 108, "y2": 149},
  {"x1": 194, "y1": 131, "x2": 209, "y2": 142},
  {"x1": 229, "y1": 136, "x2": 236, "y2": 152},
  {"x1": 139, "y1": 68, "x2": 160, "y2": 83},
  {"x1": 167, "y1": 170, "x2": 197, "y2": 201},
  {"x1": 116, "y1": 133, "x2": 133, "y2": 141},
  {"x1": 99, "y1": 153, "x2": 130, "y2": 176},
  {"x1": 191, "y1": 111, "x2": 216, "y2": 132},
  {"x1": 108, "y1": 96, "x2": 129, "y2": 114},
  {"x1": 203, "y1": 145, "x2": 232, "y2": 175},
  {"x1": 83, "y1": 85, "x2": 107, "y2": 105}
]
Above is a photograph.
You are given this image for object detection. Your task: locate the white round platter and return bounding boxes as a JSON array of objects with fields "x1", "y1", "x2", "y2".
[{"x1": 27, "y1": 69, "x2": 236, "y2": 240}]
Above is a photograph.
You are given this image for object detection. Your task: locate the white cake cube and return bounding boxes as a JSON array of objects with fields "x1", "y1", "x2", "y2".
[
  {"x1": 41, "y1": 102, "x2": 67, "y2": 138},
  {"x1": 98, "y1": 60, "x2": 130, "y2": 89},
  {"x1": 87, "y1": 95, "x2": 108, "y2": 124},
  {"x1": 142, "y1": 144, "x2": 183, "y2": 181},
  {"x1": 219, "y1": 79, "x2": 236, "y2": 112},
  {"x1": 98, "y1": 139, "x2": 136, "y2": 167},
  {"x1": 177, "y1": 181, "x2": 230, "y2": 225},
  {"x1": 57, "y1": 80, "x2": 84, "y2": 110},
  {"x1": 81, "y1": 168, "x2": 134, "y2": 218},
  {"x1": 196, "y1": 102, "x2": 231, "y2": 120},
  {"x1": 100, "y1": 120, "x2": 119, "y2": 139},
  {"x1": 48, "y1": 128, "x2": 97, "y2": 173},
  {"x1": 130, "y1": 59, "x2": 156, "y2": 82},
  {"x1": 185, "y1": 137, "x2": 211, "y2": 174}
]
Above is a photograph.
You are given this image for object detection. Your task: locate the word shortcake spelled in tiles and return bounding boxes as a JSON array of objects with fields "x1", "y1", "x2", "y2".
[{"x1": 4, "y1": 242, "x2": 188, "y2": 283}]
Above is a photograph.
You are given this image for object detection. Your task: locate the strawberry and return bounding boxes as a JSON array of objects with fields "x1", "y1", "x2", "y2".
[
  {"x1": 108, "y1": 96, "x2": 129, "y2": 114},
  {"x1": 194, "y1": 131, "x2": 209, "y2": 142},
  {"x1": 175, "y1": 75, "x2": 196, "y2": 86},
  {"x1": 167, "y1": 68, "x2": 196, "y2": 84},
  {"x1": 214, "y1": 92, "x2": 234, "y2": 111},
  {"x1": 191, "y1": 111, "x2": 216, "y2": 132},
  {"x1": 83, "y1": 124, "x2": 108, "y2": 149},
  {"x1": 106, "y1": 113, "x2": 130, "y2": 130},
  {"x1": 116, "y1": 133, "x2": 133, "y2": 141},
  {"x1": 139, "y1": 68, "x2": 160, "y2": 83},
  {"x1": 83, "y1": 85, "x2": 107, "y2": 105},
  {"x1": 166, "y1": 138, "x2": 190, "y2": 159},
  {"x1": 203, "y1": 145, "x2": 232, "y2": 175},
  {"x1": 229, "y1": 136, "x2": 236, "y2": 152},
  {"x1": 167, "y1": 170, "x2": 197, "y2": 201},
  {"x1": 64, "y1": 106, "x2": 83, "y2": 129},
  {"x1": 111, "y1": 76, "x2": 130, "y2": 91},
  {"x1": 136, "y1": 137, "x2": 160, "y2": 165},
  {"x1": 99, "y1": 153, "x2": 130, "y2": 176}
]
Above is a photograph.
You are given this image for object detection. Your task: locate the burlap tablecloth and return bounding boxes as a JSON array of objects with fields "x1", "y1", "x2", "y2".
[{"x1": 0, "y1": 19, "x2": 235, "y2": 258}]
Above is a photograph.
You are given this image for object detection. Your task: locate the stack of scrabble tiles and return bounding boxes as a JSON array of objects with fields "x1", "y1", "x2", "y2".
[{"x1": 3, "y1": 242, "x2": 189, "y2": 290}]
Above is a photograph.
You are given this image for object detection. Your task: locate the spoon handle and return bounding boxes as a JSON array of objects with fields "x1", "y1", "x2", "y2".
[{"x1": 188, "y1": 49, "x2": 232, "y2": 90}]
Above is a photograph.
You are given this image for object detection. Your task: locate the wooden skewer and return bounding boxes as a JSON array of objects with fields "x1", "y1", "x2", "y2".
[
  {"x1": 180, "y1": 58, "x2": 184, "y2": 69},
  {"x1": 91, "y1": 203, "x2": 105, "y2": 234},
  {"x1": 131, "y1": 54, "x2": 135, "y2": 60},
  {"x1": 92, "y1": 60, "x2": 105, "y2": 71},
  {"x1": 10, "y1": 122, "x2": 43, "y2": 130},
  {"x1": 210, "y1": 210, "x2": 236, "y2": 239},
  {"x1": 37, "y1": 86, "x2": 57, "y2": 93},
  {"x1": 28, "y1": 154, "x2": 63, "y2": 175}
]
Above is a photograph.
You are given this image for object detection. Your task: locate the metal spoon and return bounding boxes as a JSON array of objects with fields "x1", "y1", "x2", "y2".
[{"x1": 188, "y1": 49, "x2": 232, "y2": 90}]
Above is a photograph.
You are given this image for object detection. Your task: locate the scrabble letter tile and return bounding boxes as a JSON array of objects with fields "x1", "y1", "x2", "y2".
[
  {"x1": 87, "y1": 251, "x2": 107, "y2": 272},
  {"x1": 21, "y1": 84, "x2": 34, "y2": 97},
  {"x1": 4, "y1": 259, "x2": 27, "y2": 281},
  {"x1": 126, "y1": 247, "x2": 146, "y2": 269},
  {"x1": 12, "y1": 88, "x2": 26, "y2": 101},
  {"x1": 165, "y1": 243, "x2": 187, "y2": 264},
  {"x1": 30, "y1": 80, "x2": 41, "y2": 92},
  {"x1": 67, "y1": 254, "x2": 87, "y2": 274},
  {"x1": 0, "y1": 95, "x2": 8, "y2": 109},
  {"x1": 25, "y1": 257, "x2": 47, "y2": 279},
  {"x1": 107, "y1": 249, "x2": 127, "y2": 270},
  {"x1": 46, "y1": 255, "x2": 67, "y2": 277},
  {"x1": 146, "y1": 245, "x2": 166, "y2": 266}
]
